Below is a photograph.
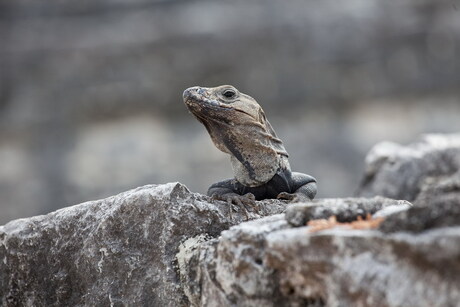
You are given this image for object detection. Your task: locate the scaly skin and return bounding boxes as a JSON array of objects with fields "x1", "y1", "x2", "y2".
[{"x1": 183, "y1": 85, "x2": 317, "y2": 209}]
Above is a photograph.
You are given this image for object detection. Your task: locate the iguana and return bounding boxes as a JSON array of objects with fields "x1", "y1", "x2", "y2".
[{"x1": 183, "y1": 85, "x2": 317, "y2": 208}]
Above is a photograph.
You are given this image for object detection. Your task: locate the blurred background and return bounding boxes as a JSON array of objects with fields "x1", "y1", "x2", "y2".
[{"x1": 1, "y1": 0, "x2": 459, "y2": 224}]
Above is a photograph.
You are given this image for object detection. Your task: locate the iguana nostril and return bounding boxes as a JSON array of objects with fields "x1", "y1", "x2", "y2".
[
  {"x1": 183, "y1": 86, "x2": 203, "y2": 99},
  {"x1": 183, "y1": 88, "x2": 191, "y2": 99}
]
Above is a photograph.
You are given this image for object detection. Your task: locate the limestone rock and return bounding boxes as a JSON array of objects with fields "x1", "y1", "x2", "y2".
[
  {"x1": 285, "y1": 196, "x2": 411, "y2": 227},
  {"x1": 266, "y1": 223, "x2": 460, "y2": 307},
  {"x1": 0, "y1": 183, "x2": 287, "y2": 306},
  {"x1": 181, "y1": 198, "x2": 460, "y2": 307},
  {"x1": 180, "y1": 214, "x2": 291, "y2": 307},
  {"x1": 1, "y1": 181, "x2": 459, "y2": 307},
  {"x1": 414, "y1": 171, "x2": 460, "y2": 208},
  {"x1": 357, "y1": 133, "x2": 460, "y2": 202},
  {"x1": 379, "y1": 200, "x2": 460, "y2": 233}
]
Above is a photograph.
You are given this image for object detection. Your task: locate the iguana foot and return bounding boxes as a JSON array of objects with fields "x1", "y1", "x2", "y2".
[{"x1": 212, "y1": 192, "x2": 257, "y2": 220}]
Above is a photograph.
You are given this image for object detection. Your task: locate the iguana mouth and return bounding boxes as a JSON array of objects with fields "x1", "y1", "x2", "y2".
[
  {"x1": 184, "y1": 97, "x2": 234, "y2": 127},
  {"x1": 185, "y1": 97, "x2": 231, "y2": 110},
  {"x1": 186, "y1": 97, "x2": 256, "y2": 121}
]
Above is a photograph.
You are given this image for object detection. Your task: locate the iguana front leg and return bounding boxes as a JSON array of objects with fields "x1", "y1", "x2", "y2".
[{"x1": 277, "y1": 172, "x2": 317, "y2": 202}]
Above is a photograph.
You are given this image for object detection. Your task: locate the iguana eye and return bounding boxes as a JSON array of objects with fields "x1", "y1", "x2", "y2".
[{"x1": 222, "y1": 89, "x2": 236, "y2": 98}]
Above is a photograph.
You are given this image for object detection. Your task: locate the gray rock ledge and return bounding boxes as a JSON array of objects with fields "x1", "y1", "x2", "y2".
[
  {"x1": 180, "y1": 195, "x2": 460, "y2": 306},
  {"x1": 1, "y1": 182, "x2": 459, "y2": 307},
  {"x1": 0, "y1": 183, "x2": 287, "y2": 307},
  {"x1": 285, "y1": 196, "x2": 411, "y2": 227},
  {"x1": 357, "y1": 133, "x2": 460, "y2": 202}
]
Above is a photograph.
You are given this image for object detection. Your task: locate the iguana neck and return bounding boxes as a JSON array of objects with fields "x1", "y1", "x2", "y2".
[
  {"x1": 222, "y1": 122, "x2": 289, "y2": 186},
  {"x1": 230, "y1": 153, "x2": 291, "y2": 187}
]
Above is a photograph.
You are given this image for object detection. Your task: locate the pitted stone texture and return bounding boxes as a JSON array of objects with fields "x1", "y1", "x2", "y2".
[
  {"x1": 266, "y1": 226, "x2": 460, "y2": 307},
  {"x1": 357, "y1": 134, "x2": 460, "y2": 202},
  {"x1": 180, "y1": 214, "x2": 292, "y2": 307},
  {"x1": 2, "y1": 180, "x2": 459, "y2": 307},
  {"x1": 285, "y1": 196, "x2": 411, "y2": 227},
  {"x1": 181, "y1": 199, "x2": 460, "y2": 307},
  {"x1": 379, "y1": 200, "x2": 460, "y2": 233},
  {"x1": 0, "y1": 183, "x2": 287, "y2": 307}
]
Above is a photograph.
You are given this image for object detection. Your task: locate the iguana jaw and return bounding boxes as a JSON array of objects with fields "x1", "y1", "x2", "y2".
[{"x1": 183, "y1": 94, "x2": 233, "y2": 112}]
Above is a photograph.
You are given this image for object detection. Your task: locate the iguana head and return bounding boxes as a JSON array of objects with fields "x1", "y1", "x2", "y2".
[
  {"x1": 183, "y1": 85, "x2": 262, "y2": 127},
  {"x1": 183, "y1": 85, "x2": 289, "y2": 186}
]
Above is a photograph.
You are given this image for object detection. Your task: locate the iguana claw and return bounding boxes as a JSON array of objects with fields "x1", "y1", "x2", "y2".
[{"x1": 212, "y1": 192, "x2": 258, "y2": 220}]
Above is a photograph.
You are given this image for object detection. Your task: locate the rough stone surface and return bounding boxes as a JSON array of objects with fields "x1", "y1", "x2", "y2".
[
  {"x1": 379, "y1": 201, "x2": 460, "y2": 233},
  {"x1": 180, "y1": 214, "x2": 291, "y2": 307},
  {"x1": 181, "y1": 199, "x2": 460, "y2": 307},
  {"x1": 357, "y1": 133, "x2": 460, "y2": 202},
  {"x1": 265, "y1": 225, "x2": 460, "y2": 307},
  {"x1": 285, "y1": 196, "x2": 411, "y2": 227},
  {"x1": 414, "y1": 170, "x2": 460, "y2": 208},
  {"x1": 0, "y1": 183, "x2": 287, "y2": 306}
]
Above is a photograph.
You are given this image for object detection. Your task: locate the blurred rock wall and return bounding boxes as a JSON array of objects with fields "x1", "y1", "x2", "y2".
[{"x1": 1, "y1": 0, "x2": 460, "y2": 223}]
